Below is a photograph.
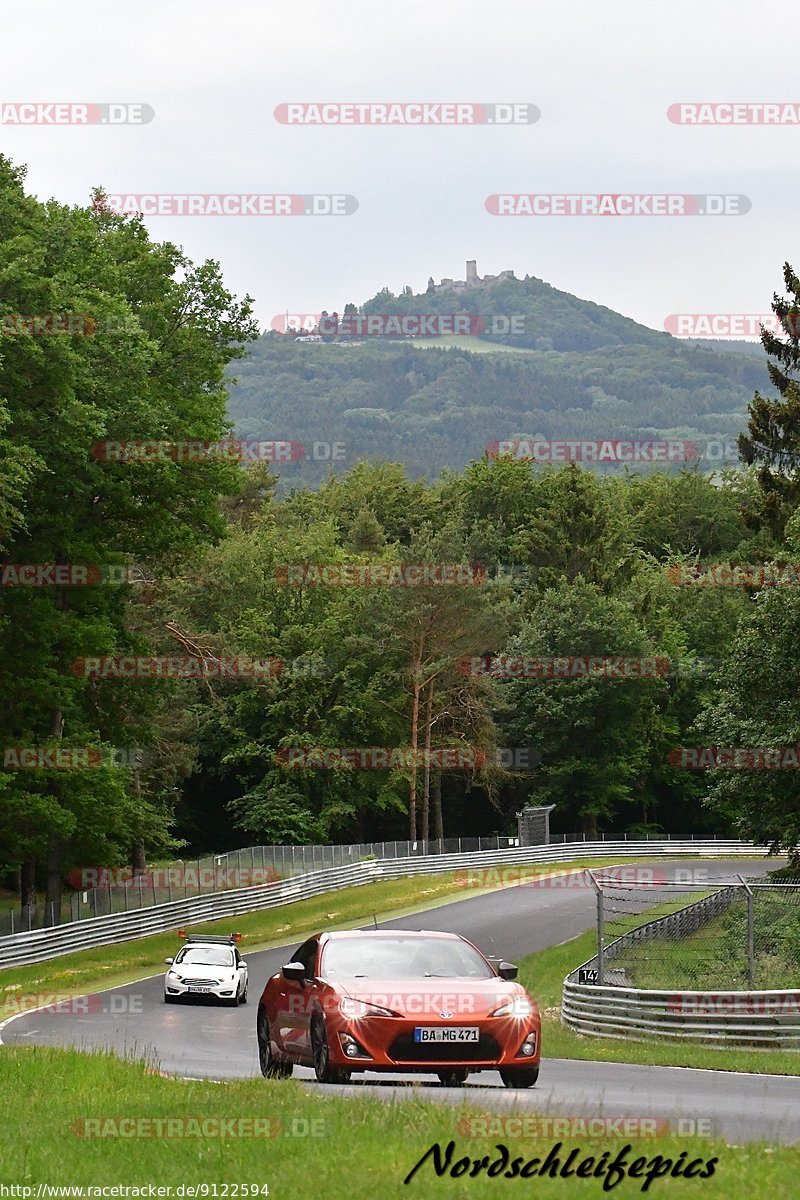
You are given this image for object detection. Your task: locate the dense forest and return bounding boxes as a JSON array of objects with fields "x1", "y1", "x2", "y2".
[
  {"x1": 2, "y1": 154, "x2": 800, "y2": 919},
  {"x1": 228, "y1": 274, "x2": 768, "y2": 489}
]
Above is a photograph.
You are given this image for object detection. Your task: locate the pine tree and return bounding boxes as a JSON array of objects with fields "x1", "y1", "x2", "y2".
[{"x1": 739, "y1": 262, "x2": 800, "y2": 537}]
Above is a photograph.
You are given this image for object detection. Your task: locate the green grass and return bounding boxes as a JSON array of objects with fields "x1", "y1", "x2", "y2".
[
  {"x1": 617, "y1": 901, "x2": 800, "y2": 992},
  {"x1": 0, "y1": 1046, "x2": 798, "y2": 1195},
  {"x1": 0, "y1": 858, "x2": 644, "y2": 1017},
  {"x1": 516, "y1": 930, "x2": 800, "y2": 1076}
]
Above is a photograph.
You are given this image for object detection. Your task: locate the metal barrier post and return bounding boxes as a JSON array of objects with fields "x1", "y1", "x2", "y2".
[
  {"x1": 588, "y1": 870, "x2": 604, "y2": 984},
  {"x1": 737, "y1": 875, "x2": 755, "y2": 987}
]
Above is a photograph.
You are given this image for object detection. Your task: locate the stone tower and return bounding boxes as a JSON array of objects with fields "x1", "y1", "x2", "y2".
[{"x1": 466, "y1": 259, "x2": 478, "y2": 285}]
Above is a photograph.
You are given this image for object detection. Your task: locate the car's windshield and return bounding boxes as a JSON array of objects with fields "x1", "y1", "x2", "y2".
[
  {"x1": 321, "y1": 936, "x2": 494, "y2": 980},
  {"x1": 175, "y1": 946, "x2": 235, "y2": 968}
]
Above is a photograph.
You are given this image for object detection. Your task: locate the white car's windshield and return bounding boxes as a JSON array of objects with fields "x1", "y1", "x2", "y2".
[
  {"x1": 176, "y1": 946, "x2": 235, "y2": 968},
  {"x1": 321, "y1": 936, "x2": 494, "y2": 980}
]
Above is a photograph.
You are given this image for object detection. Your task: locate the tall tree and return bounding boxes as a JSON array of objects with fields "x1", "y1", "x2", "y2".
[
  {"x1": 0, "y1": 155, "x2": 257, "y2": 917},
  {"x1": 739, "y1": 262, "x2": 800, "y2": 538}
]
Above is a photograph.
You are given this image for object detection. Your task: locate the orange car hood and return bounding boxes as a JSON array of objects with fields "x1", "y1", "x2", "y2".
[{"x1": 338, "y1": 977, "x2": 533, "y2": 1020}]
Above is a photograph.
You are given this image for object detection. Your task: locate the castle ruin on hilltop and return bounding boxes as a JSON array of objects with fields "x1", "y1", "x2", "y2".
[{"x1": 429, "y1": 260, "x2": 516, "y2": 292}]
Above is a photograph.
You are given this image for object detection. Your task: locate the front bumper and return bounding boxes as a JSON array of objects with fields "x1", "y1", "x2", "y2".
[
  {"x1": 327, "y1": 1015, "x2": 540, "y2": 1072},
  {"x1": 164, "y1": 978, "x2": 241, "y2": 1001}
]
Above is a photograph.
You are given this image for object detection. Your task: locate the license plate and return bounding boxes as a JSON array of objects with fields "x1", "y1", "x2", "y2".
[
  {"x1": 413, "y1": 1026, "x2": 479, "y2": 1043},
  {"x1": 187, "y1": 986, "x2": 213, "y2": 993}
]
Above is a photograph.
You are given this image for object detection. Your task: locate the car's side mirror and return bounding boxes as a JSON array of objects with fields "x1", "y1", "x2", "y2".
[
  {"x1": 239, "y1": 960, "x2": 247, "y2": 968},
  {"x1": 497, "y1": 961, "x2": 518, "y2": 980},
  {"x1": 282, "y1": 961, "x2": 307, "y2": 984},
  {"x1": 164, "y1": 957, "x2": 174, "y2": 965}
]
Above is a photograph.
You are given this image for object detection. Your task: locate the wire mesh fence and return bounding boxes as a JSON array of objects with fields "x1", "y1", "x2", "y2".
[
  {"x1": 587, "y1": 869, "x2": 800, "y2": 990},
  {"x1": 0, "y1": 830, "x2": 740, "y2": 936},
  {"x1": 4, "y1": 837, "x2": 526, "y2": 934}
]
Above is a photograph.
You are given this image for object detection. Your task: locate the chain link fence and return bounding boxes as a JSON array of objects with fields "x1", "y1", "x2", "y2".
[
  {"x1": 587, "y1": 870, "x2": 800, "y2": 990},
  {"x1": 0, "y1": 830, "x2": 739, "y2": 936}
]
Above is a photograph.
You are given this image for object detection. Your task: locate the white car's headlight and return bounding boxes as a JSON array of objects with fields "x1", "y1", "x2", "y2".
[
  {"x1": 340, "y1": 998, "x2": 398, "y2": 1019},
  {"x1": 491, "y1": 997, "x2": 534, "y2": 1018}
]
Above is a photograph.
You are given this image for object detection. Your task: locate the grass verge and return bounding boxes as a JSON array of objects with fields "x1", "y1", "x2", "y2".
[{"x1": 0, "y1": 1045, "x2": 797, "y2": 1195}]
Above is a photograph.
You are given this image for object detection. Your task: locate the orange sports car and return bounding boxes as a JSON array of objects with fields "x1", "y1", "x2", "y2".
[{"x1": 256, "y1": 929, "x2": 540, "y2": 1088}]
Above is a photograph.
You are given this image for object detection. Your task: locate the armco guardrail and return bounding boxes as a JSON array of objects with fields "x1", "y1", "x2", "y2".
[
  {"x1": 0, "y1": 839, "x2": 759, "y2": 969},
  {"x1": 562, "y1": 978, "x2": 800, "y2": 1047},
  {"x1": 562, "y1": 885, "x2": 800, "y2": 1047},
  {"x1": 50, "y1": 830, "x2": 736, "y2": 937}
]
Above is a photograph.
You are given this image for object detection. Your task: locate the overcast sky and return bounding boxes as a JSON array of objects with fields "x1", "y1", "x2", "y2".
[{"x1": 2, "y1": 1, "x2": 798, "y2": 335}]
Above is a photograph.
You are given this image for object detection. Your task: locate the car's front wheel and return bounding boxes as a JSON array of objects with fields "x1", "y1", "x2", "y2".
[
  {"x1": 164, "y1": 992, "x2": 177, "y2": 1004},
  {"x1": 257, "y1": 1010, "x2": 292, "y2": 1079},
  {"x1": 437, "y1": 1069, "x2": 468, "y2": 1087},
  {"x1": 499, "y1": 1066, "x2": 539, "y2": 1089},
  {"x1": 240, "y1": 980, "x2": 248, "y2": 1005},
  {"x1": 310, "y1": 1017, "x2": 350, "y2": 1085}
]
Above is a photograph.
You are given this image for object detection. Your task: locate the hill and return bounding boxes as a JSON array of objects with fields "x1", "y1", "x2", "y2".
[{"x1": 226, "y1": 272, "x2": 768, "y2": 488}]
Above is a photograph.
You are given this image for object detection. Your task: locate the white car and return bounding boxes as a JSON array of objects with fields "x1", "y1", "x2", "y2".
[{"x1": 164, "y1": 933, "x2": 248, "y2": 1006}]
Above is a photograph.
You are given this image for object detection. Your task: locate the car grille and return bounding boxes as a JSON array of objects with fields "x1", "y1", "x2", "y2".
[
  {"x1": 387, "y1": 1033, "x2": 502, "y2": 1063},
  {"x1": 183, "y1": 979, "x2": 219, "y2": 987}
]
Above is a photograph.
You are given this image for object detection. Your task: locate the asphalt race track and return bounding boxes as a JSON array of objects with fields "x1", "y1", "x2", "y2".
[{"x1": 3, "y1": 857, "x2": 798, "y2": 1144}]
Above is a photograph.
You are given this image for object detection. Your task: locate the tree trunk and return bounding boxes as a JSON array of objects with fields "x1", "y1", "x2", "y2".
[
  {"x1": 408, "y1": 671, "x2": 421, "y2": 841},
  {"x1": 433, "y1": 771, "x2": 444, "y2": 842},
  {"x1": 582, "y1": 811, "x2": 598, "y2": 839},
  {"x1": 20, "y1": 860, "x2": 36, "y2": 923},
  {"x1": 44, "y1": 839, "x2": 62, "y2": 925},
  {"x1": 42, "y1": 702, "x2": 65, "y2": 925},
  {"x1": 131, "y1": 839, "x2": 147, "y2": 874},
  {"x1": 421, "y1": 680, "x2": 433, "y2": 849}
]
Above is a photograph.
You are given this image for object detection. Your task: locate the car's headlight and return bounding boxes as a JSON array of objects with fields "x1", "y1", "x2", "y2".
[
  {"x1": 167, "y1": 971, "x2": 180, "y2": 979},
  {"x1": 491, "y1": 997, "x2": 534, "y2": 1018},
  {"x1": 340, "y1": 998, "x2": 398, "y2": 1018}
]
